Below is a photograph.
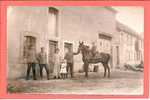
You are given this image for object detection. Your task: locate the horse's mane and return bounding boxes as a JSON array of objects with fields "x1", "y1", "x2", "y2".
[{"x1": 82, "y1": 44, "x2": 90, "y2": 53}]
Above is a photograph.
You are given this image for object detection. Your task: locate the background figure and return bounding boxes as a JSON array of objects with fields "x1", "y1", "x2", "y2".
[
  {"x1": 26, "y1": 45, "x2": 37, "y2": 80},
  {"x1": 38, "y1": 47, "x2": 49, "y2": 80},
  {"x1": 60, "y1": 59, "x2": 67, "y2": 79},
  {"x1": 64, "y1": 48, "x2": 74, "y2": 78},
  {"x1": 91, "y1": 42, "x2": 97, "y2": 58},
  {"x1": 53, "y1": 48, "x2": 61, "y2": 79}
]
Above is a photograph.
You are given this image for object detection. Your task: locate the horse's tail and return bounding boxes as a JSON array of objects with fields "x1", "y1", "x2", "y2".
[
  {"x1": 107, "y1": 53, "x2": 112, "y2": 67},
  {"x1": 107, "y1": 54, "x2": 110, "y2": 63}
]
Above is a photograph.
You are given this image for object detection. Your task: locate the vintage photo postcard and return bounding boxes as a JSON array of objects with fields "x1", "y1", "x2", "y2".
[{"x1": 0, "y1": 0, "x2": 149, "y2": 99}]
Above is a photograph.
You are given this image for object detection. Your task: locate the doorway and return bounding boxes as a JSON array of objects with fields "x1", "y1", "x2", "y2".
[
  {"x1": 116, "y1": 46, "x2": 120, "y2": 66},
  {"x1": 64, "y1": 42, "x2": 73, "y2": 54},
  {"x1": 64, "y1": 42, "x2": 73, "y2": 74},
  {"x1": 49, "y1": 40, "x2": 58, "y2": 73}
]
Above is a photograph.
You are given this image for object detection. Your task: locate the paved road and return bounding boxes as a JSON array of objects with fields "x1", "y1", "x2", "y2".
[{"x1": 8, "y1": 69, "x2": 143, "y2": 95}]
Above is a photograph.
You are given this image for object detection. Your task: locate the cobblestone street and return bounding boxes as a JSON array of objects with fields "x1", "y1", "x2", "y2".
[{"x1": 8, "y1": 69, "x2": 143, "y2": 95}]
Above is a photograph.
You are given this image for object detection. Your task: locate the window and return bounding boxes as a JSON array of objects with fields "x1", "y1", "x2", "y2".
[
  {"x1": 121, "y1": 32, "x2": 124, "y2": 41},
  {"x1": 48, "y1": 7, "x2": 59, "y2": 37},
  {"x1": 127, "y1": 35, "x2": 130, "y2": 45},
  {"x1": 141, "y1": 40, "x2": 143, "y2": 49},
  {"x1": 99, "y1": 33, "x2": 112, "y2": 40},
  {"x1": 99, "y1": 33, "x2": 112, "y2": 53},
  {"x1": 100, "y1": 41, "x2": 102, "y2": 46},
  {"x1": 23, "y1": 36, "x2": 36, "y2": 58},
  {"x1": 127, "y1": 50, "x2": 130, "y2": 61},
  {"x1": 120, "y1": 33, "x2": 123, "y2": 42},
  {"x1": 130, "y1": 36, "x2": 132, "y2": 45},
  {"x1": 134, "y1": 52, "x2": 136, "y2": 60}
]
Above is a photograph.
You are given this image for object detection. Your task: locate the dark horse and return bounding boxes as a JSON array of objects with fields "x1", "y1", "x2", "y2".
[{"x1": 75, "y1": 41, "x2": 111, "y2": 78}]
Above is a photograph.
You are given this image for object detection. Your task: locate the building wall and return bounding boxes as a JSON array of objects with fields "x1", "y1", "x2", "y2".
[
  {"x1": 116, "y1": 30, "x2": 144, "y2": 67},
  {"x1": 58, "y1": 7, "x2": 116, "y2": 71},
  {"x1": 7, "y1": 6, "x2": 117, "y2": 79},
  {"x1": 7, "y1": 6, "x2": 49, "y2": 79}
]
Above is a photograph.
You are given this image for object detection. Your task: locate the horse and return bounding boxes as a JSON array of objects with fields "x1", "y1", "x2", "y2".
[{"x1": 75, "y1": 41, "x2": 111, "y2": 78}]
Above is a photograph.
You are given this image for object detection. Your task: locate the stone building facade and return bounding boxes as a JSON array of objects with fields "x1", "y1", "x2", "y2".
[
  {"x1": 116, "y1": 22, "x2": 144, "y2": 67},
  {"x1": 7, "y1": 6, "x2": 143, "y2": 79}
]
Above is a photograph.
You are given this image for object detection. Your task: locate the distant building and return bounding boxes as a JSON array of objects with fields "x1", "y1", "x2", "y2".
[{"x1": 116, "y1": 22, "x2": 144, "y2": 67}]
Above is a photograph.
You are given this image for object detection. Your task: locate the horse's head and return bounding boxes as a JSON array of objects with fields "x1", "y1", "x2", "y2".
[
  {"x1": 73, "y1": 41, "x2": 85, "y2": 55},
  {"x1": 78, "y1": 41, "x2": 84, "y2": 52},
  {"x1": 77, "y1": 41, "x2": 90, "y2": 53}
]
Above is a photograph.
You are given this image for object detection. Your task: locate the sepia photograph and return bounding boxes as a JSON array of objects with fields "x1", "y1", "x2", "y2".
[{"x1": 7, "y1": 6, "x2": 144, "y2": 95}]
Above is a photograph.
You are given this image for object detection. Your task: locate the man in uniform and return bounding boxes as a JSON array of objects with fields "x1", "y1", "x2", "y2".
[
  {"x1": 64, "y1": 48, "x2": 74, "y2": 78},
  {"x1": 26, "y1": 45, "x2": 37, "y2": 80},
  {"x1": 38, "y1": 47, "x2": 50, "y2": 80}
]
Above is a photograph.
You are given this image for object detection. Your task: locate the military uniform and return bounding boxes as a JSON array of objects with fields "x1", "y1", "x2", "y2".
[
  {"x1": 38, "y1": 51, "x2": 49, "y2": 80},
  {"x1": 64, "y1": 51, "x2": 74, "y2": 78},
  {"x1": 26, "y1": 48, "x2": 37, "y2": 80}
]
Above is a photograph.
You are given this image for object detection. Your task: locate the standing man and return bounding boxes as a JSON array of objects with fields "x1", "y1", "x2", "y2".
[
  {"x1": 26, "y1": 45, "x2": 37, "y2": 80},
  {"x1": 38, "y1": 47, "x2": 50, "y2": 80},
  {"x1": 64, "y1": 48, "x2": 74, "y2": 78},
  {"x1": 91, "y1": 42, "x2": 97, "y2": 58}
]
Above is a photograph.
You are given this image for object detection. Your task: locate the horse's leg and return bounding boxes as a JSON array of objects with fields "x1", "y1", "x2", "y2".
[
  {"x1": 104, "y1": 63, "x2": 110, "y2": 78},
  {"x1": 84, "y1": 64, "x2": 86, "y2": 72},
  {"x1": 106, "y1": 63, "x2": 110, "y2": 78},
  {"x1": 84, "y1": 62, "x2": 89, "y2": 78},
  {"x1": 102, "y1": 63, "x2": 106, "y2": 78}
]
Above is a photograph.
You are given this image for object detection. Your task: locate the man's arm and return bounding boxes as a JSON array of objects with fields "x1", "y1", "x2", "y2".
[
  {"x1": 73, "y1": 48, "x2": 80, "y2": 55},
  {"x1": 36, "y1": 53, "x2": 40, "y2": 63},
  {"x1": 64, "y1": 52, "x2": 68, "y2": 60},
  {"x1": 45, "y1": 53, "x2": 48, "y2": 64}
]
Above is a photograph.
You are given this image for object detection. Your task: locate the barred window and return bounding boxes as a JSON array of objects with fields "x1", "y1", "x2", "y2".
[
  {"x1": 23, "y1": 36, "x2": 36, "y2": 58},
  {"x1": 48, "y1": 7, "x2": 59, "y2": 37}
]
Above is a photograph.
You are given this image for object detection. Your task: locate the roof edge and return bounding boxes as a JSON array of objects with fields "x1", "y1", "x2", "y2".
[{"x1": 105, "y1": 7, "x2": 118, "y2": 14}]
